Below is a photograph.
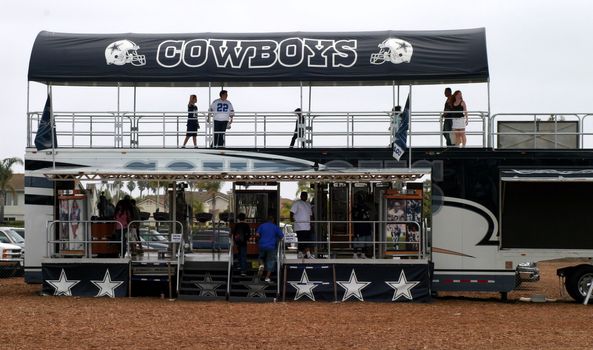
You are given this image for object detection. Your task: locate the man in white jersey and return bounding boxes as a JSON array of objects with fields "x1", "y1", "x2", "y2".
[
  {"x1": 208, "y1": 89, "x2": 234, "y2": 148},
  {"x1": 290, "y1": 191, "x2": 314, "y2": 259}
]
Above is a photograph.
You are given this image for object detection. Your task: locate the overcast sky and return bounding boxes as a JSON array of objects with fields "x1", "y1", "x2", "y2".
[{"x1": 1, "y1": 0, "x2": 592, "y2": 172}]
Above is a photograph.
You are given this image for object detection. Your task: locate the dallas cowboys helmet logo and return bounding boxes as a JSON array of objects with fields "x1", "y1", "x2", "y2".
[
  {"x1": 105, "y1": 39, "x2": 146, "y2": 66},
  {"x1": 370, "y1": 38, "x2": 413, "y2": 65}
]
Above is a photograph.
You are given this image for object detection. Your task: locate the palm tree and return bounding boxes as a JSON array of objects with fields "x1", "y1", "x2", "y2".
[
  {"x1": 0, "y1": 157, "x2": 23, "y2": 223},
  {"x1": 112, "y1": 180, "x2": 123, "y2": 202},
  {"x1": 197, "y1": 181, "x2": 222, "y2": 219},
  {"x1": 295, "y1": 180, "x2": 311, "y2": 198},
  {"x1": 126, "y1": 180, "x2": 136, "y2": 195},
  {"x1": 137, "y1": 180, "x2": 148, "y2": 198}
]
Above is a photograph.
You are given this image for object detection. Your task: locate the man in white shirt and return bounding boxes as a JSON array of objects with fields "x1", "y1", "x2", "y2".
[
  {"x1": 208, "y1": 89, "x2": 235, "y2": 148},
  {"x1": 290, "y1": 191, "x2": 314, "y2": 259}
]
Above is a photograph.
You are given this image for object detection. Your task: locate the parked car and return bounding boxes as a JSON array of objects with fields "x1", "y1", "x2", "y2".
[
  {"x1": 281, "y1": 223, "x2": 297, "y2": 250},
  {"x1": 192, "y1": 229, "x2": 231, "y2": 250},
  {"x1": 0, "y1": 241, "x2": 24, "y2": 277},
  {"x1": 8, "y1": 227, "x2": 25, "y2": 238},
  {"x1": 517, "y1": 261, "x2": 540, "y2": 283},
  {"x1": 138, "y1": 229, "x2": 169, "y2": 251},
  {"x1": 0, "y1": 227, "x2": 25, "y2": 249}
]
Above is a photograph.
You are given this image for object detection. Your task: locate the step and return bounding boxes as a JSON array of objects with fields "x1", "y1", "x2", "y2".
[{"x1": 183, "y1": 260, "x2": 229, "y2": 271}]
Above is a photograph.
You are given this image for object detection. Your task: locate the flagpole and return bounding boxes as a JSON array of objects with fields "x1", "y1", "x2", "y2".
[
  {"x1": 26, "y1": 82, "x2": 30, "y2": 147},
  {"x1": 49, "y1": 84, "x2": 55, "y2": 169}
]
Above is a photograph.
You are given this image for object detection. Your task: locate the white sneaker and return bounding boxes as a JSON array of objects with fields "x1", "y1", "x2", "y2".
[
  {"x1": 297, "y1": 252, "x2": 304, "y2": 259},
  {"x1": 264, "y1": 277, "x2": 271, "y2": 283},
  {"x1": 353, "y1": 253, "x2": 359, "y2": 259},
  {"x1": 257, "y1": 265, "x2": 264, "y2": 277},
  {"x1": 305, "y1": 252, "x2": 315, "y2": 259},
  {"x1": 359, "y1": 254, "x2": 367, "y2": 259}
]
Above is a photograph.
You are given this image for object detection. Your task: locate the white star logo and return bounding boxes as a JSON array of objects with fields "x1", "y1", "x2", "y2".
[
  {"x1": 91, "y1": 269, "x2": 124, "y2": 298},
  {"x1": 288, "y1": 269, "x2": 319, "y2": 301},
  {"x1": 385, "y1": 270, "x2": 420, "y2": 301},
  {"x1": 242, "y1": 275, "x2": 269, "y2": 298},
  {"x1": 337, "y1": 269, "x2": 371, "y2": 302},
  {"x1": 46, "y1": 269, "x2": 81, "y2": 296},
  {"x1": 195, "y1": 273, "x2": 223, "y2": 297}
]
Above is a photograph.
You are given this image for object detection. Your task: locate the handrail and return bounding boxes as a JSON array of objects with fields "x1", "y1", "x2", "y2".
[
  {"x1": 226, "y1": 238, "x2": 234, "y2": 298},
  {"x1": 27, "y1": 109, "x2": 491, "y2": 149},
  {"x1": 176, "y1": 238, "x2": 184, "y2": 298},
  {"x1": 127, "y1": 220, "x2": 184, "y2": 259},
  {"x1": 490, "y1": 113, "x2": 593, "y2": 149},
  {"x1": 46, "y1": 220, "x2": 124, "y2": 258},
  {"x1": 30, "y1": 109, "x2": 593, "y2": 150},
  {"x1": 289, "y1": 219, "x2": 424, "y2": 259},
  {"x1": 276, "y1": 238, "x2": 282, "y2": 298}
]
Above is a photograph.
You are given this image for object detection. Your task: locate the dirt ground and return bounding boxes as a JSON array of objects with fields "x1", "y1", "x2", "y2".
[{"x1": 2, "y1": 260, "x2": 593, "y2": 350}]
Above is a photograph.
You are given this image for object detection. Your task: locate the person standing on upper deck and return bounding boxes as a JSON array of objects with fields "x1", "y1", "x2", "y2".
[
  {"x1": 441, "y1": 87, "x2": 455, "y2": 146},
  {"x1": 291, "y1": 191, "x2": 314, "y2": 259},
  {"x1": 451, "y1": 90, "x2": 468, "y2": 147},
  {"x1": 182, "y1": 94, "x2": 200, "y2": 148},
  {"x1": 208, "y1": 90, "x2": 234, "y2": 148},
  {"x1": 289, "y1": 108, "x2": 306, "y2": 148}
]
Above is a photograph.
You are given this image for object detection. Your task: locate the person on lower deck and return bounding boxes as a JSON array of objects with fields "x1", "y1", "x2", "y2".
[
  {"x1": 255, "y1": 215, "x2": 284, "y2": 283},
  {"x1": 353, "y1": 192, "x2": 373, "y2": 259},
  {"x1": 232, "y1": 213, "x2": 251, "y2": 276},
  {"x1": 290, "y1": 191, "x2": 314, "y2": 259}
]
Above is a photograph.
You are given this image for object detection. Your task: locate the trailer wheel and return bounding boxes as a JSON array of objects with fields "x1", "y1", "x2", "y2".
[{"x1": 565, "y1": 266, "x2": 593, "y2": 303}]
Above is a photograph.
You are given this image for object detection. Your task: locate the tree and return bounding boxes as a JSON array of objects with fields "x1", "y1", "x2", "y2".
[
  {"x1": 295, "y1": 180, "x2": 311, "y2": 198},
  {"x1": 126, "y1": 180, "x2": 136, "y2": 195},
  {"x1": 0, "y1": 157, "x2": 23, "y2": 223},
  {"x1": 112, "y1": 180, "x2": 123, "y2": 202},
  {"x1": 197, "y1": 181, "x2": 222, "y2": 219},
  {"x1": 280, "y1": 198, "x2": 293, "y2": 223},
  {"x1": 137, "y1": 180, "x2": 148, "y2": 198}
]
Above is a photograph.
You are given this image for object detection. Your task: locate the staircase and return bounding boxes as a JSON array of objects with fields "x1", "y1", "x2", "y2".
[
  {"x1": 228, "y1": 265, "x2": 279, "y2": 302},
  {"x1": 130, "y1": 260, "x2": 177, "y2": 297},
  {"x1": 177, "y1": 260, "x2": 228, "y2": 300}
]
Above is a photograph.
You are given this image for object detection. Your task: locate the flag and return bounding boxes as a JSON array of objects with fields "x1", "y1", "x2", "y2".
[
  {"x1": 34, "y1": 94, "x2": 57, "y2": 150},
  {"x1": 392, "y1": 95, "x2": 410, "y2": 161}
]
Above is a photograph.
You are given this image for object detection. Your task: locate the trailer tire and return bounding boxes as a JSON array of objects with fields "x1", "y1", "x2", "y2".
[{"x1": 565, "y1": 265, "x2": 593, "y2": 303}]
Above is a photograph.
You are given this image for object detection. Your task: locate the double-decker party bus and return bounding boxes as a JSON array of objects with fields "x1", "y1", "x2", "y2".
[{"x1": 23, "y1": 29, "x2": 593, "y2": 302}]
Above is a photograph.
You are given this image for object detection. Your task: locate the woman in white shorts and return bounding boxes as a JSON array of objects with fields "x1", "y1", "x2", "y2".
[{"x1": 450, "y1": 90, "x2": 468, "y2": 147}]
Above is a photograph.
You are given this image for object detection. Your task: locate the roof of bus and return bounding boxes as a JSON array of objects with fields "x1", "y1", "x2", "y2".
[{"x1": 28, "y1": 29, "x2": 489, "y2": 87}]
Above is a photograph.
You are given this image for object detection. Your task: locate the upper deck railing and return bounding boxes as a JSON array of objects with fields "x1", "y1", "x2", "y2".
[{"x1": 26, "y1": 110, "x2": 593, "y2": 150}]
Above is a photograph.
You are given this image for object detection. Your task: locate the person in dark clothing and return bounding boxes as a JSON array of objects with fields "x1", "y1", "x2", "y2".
[
  {"x1": 441, "y1": 87, "x2": 455, "y2": 146},
  {"x1": 129, "y1": 199, "x2": 143, "y2": 255},
  {"x1": 231, "y1": 213, "x2": 251, "y2": 276},
  {"x1": 353, "y1": 193, "x2": 373, "y2": 259},
  {"x1": 114, "y1": 195, "x2": 134, "y2": 256},
  {"x1": 182, "y1": 94, "x2": 200, "y2": 148},
  {"x1": 289, "y1": 108, "x2": 305, "y2": 148}
]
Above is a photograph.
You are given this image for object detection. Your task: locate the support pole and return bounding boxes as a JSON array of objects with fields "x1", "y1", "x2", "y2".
[{"x1": 408, "y1": 85, "x2": 412, "y2": 169}]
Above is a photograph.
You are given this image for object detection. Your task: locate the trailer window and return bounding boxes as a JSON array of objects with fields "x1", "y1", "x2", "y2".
[{"x1": 501, "y1": 181, "x2": 593, "y2": 249}]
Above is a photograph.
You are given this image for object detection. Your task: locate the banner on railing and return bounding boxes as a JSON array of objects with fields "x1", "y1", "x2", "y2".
[
  {"x1": 283, "y1": 263, "x2": 431, "y2": 302},
  {"x1": 34, "y1": 94, "x2": 57, "y2": 150},
  {"x1": 42, "y1": 262, "x2": 128, "y2": 298},
  {"x1": 392, "y1": 95, "x2": 410, "y2": 161}
]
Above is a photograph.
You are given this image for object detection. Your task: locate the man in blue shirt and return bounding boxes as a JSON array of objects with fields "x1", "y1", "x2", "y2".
[{"x1": 255, "y1": 215, "x2": 284, "y2": 283}]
